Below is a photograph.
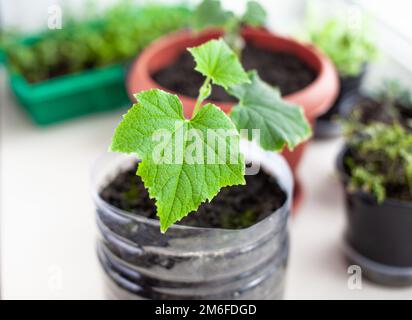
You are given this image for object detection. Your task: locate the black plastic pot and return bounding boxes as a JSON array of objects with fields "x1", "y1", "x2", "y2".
[
  {"x1": 315, "y1": 66, "x2": 367, "y2": 139},
  {"x1": 337, "y1": 146, "x2": 412, "y2": 286},
  {"x1": 92, "y1": 142, "x2": 293, "y2": 299}
]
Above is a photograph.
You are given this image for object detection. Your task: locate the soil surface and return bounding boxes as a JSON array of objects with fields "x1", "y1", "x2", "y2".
[
  {"x1": 152, "y1": 43, "x2": 317, "y2": 101},
  {"x1": 351, "y1": 96, "x2": 412, "y2": 129},
  {"x1": 100, "y1": 163, "x2": 286, "y2": 229}
]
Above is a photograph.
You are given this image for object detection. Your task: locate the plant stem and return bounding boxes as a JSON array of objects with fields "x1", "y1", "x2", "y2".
[
  {"x1": 233, "y1": 39, "x2": 243, "y2": 60},
  {"x1": 192, "y1": 76, "x2": 211, "y2": 117},
  {"x1": 223, "y1": 19, "x2": 244, "y2": 59}
]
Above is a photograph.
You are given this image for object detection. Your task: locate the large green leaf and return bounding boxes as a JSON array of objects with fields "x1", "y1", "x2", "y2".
[
  {"x1": 110, "y1": 89, "x2": 245, "y2": 232},
  {"x1": 228, "y1": 71, "x2": 311, "y2": 151},
  {"x1": 188, "y1": 38, "x2": 250, "y2": 89}
]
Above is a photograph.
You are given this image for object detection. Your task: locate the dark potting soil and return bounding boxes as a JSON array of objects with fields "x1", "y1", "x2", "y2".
[
  {"x1": 99, "y1": 163, "x2": 286, "y2": 229},
  {"x1": 152, "y1": 44, "x2": 317, "y2": 101},
  {"x1": 351, "y1": 96, "x2": 412, "y2": 129}
]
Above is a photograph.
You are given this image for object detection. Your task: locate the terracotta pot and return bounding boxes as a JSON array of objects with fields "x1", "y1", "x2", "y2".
[{"x1": 127, "y1": 27, "x2": 339, "y2": 211}]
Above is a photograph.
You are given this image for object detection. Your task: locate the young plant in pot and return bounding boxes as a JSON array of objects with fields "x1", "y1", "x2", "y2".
[
  {"x1": 128, "y1": 0, "x2": 339, "y2": 209},
  {"x1": 337, "y1": 121, "x2": 412, "y2": 286},
  {"x1": 307, "y1": 16, "x2": 377, "y2": 138},
  {"x1": 94, "y1": 39, "x2": 310, "y2": 299},
  {"x1": 346, "y1": 80, "x2": 412, "y2": 128}
]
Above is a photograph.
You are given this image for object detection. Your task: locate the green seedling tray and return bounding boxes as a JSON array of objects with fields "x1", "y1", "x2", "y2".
[
  {"x1": 8, "y1": 63, "x2": 130, "y2": 125},
  {"x1": 1, "y1": 4, "x2": 191, "y2": 125}
]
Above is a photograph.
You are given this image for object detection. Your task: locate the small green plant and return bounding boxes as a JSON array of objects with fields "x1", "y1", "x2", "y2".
[
  {"x1": 2, "y1": 3, "x2": 191, "y2": 83},
  {"x1": 110, "y1": 38, "x2": 311, "y2": 232},
  {"x1": 349, "y1": 80, "x2": 412, "y2": 127},
  {"x1": 344, "y1": 122, "x2": 412, "y2": 203},
  {"x1": 191, "y1": 0, "x2": 266, "y2": 56},
  {"x1": 375, "y1": 80, "x2": 412, "y2": 110},
  {"x1": 306, "y1": 17, "x2": 376, "y2": 77}
]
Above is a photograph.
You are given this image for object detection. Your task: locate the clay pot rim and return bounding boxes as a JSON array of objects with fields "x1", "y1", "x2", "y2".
[{"x1": 127, "y1": 27, "x2": 339, "y2": 118}]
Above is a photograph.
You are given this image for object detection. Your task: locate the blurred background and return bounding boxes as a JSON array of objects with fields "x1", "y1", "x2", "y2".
[{"x1": 1, "y1": 0, "x2": 412, "y2": 299}]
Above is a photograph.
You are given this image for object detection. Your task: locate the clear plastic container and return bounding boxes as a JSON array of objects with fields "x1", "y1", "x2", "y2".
[{"x1": 92, "y1": 142, "x2": 293, "y2": 300}]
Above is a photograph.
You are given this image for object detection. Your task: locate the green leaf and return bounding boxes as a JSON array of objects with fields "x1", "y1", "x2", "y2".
[
  {"x1": 242, "y1": 1, "x2": 267, "y2": 27},
  {"x1": 188, "y1": 38, "x2": 250, "y2": 89},
  {"x1": 190, "y1": 0, "x2": 234, "y2": 31},
  {"x1": 228, "y1": 71, "x2": 311, "y2": 151},
  {"x1": 351, "y1": 167, "x2": 386, "y2": 203},
  {"x1": 110, "y1": 89, "x2": 245, "y2": 232}
]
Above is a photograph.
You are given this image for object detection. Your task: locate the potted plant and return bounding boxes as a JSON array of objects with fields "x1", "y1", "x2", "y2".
[
  {"x1": 344, "y1": 80, "x2": 412, "y2": 127},
  {"x1": 306, "y1": 16, "x2": 377, "y2": 138},
  {"x1": 1, "y1": 3, "x2": 191, "y2": 125},
  {"x1": 337, "y1": 121, "x2": 412, "y2": 286},
  {"x1": 127, "y1": 0, "x2": 339, "y2": 209},
  {"x1": 94, "y1": 38, "x2": 311, "y2": 299}
]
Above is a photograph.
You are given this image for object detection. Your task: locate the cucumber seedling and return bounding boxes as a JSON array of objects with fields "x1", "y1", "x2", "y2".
[{"x1": 110, "y1": 39, "x2": 311, "y2": 232}]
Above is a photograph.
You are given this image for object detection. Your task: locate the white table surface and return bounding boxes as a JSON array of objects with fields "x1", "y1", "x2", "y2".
[{"x1": 1, "y1": 69, "x2": 412, "y2": 300}]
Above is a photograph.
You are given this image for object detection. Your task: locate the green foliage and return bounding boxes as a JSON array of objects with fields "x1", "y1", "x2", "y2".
[
  {"x1": 3, "y1": 3, "x2": 191, "y2": 83},
  {"x1": 242, "y1": 1, "x2": 267, "y2": 27},
  {"x1": 188, "y1": 39, "x2": 250, "y2": 90},
  {"x1": 375, "y1": 80, "x2": 412, "y2": 109},
  {"x1": 348, "y1": 80, "x2": 412, "y2": 129},
  {"x1": 307, "y1": 17, "x2": 376, "y2": 77},
  {"x1": 111, "y1": 89, "x2": 245, "y2": 232},
  {"x1": 191, "y1": 0, "x2": 234, "y2": 31},
  {"x1": 344, "y1": 122, "x2": 412, "y2": 202},
  {"x1": 111, "y1": 39, "x2": 310, "y2": 232},
  {"x1": 190, "y1": 0, "x2": 266, "y2": 55},
  {"x1": 229, "y1": 71, "x2": 311, "y2": 151},
  {"x1": 348, "y1": 165, "x2": 386, "y2": 203}
]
